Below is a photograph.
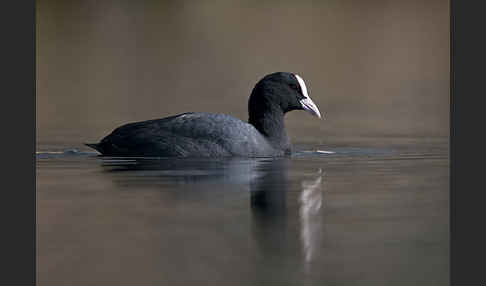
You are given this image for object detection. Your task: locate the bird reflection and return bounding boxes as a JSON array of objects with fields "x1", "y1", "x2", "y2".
[
  {"x1": 99, "y1": 156, "x2": 325, "y2": 267},
  {"x1": 250, "y1": 159, "x2": 324, "y2": 267},
  {"x1": 99, "y1": 157, "x2": 265, "y2": 185},
  {"x1": 249, "y1": 159, "x2": 291, "y2": 261},
  {"x1": 250, "y1": 158, "x2": 289, "y2": 216}
]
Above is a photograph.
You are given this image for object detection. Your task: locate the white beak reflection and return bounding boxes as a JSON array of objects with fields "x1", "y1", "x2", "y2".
[{"x1": 299, "y1": 169, "x2": 324, "y2": 264}]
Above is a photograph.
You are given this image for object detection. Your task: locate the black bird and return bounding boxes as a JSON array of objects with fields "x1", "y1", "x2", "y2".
[{"x1": 85, "y1": 72, "x2": 322, "y2": 157}]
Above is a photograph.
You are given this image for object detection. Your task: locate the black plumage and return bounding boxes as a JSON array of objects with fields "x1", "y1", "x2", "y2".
[{"x1": 85, "y1": 72, "x2": 321, "y2": 157}]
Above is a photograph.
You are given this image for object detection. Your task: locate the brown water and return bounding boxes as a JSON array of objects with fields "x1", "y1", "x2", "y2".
[
  {"x1": 36, "y1": 140, "x2": 448, "y2": 286},
  {"x1": 36, "y1": 0, "x2": 449, "y2": 285}
]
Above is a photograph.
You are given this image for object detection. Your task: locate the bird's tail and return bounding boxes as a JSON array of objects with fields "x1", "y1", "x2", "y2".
[{"x1": 84, "y1": 143, "x2": 103, "y2": 154}]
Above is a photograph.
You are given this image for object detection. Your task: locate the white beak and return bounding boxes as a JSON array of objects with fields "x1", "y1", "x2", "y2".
[{"x1": 300, "y1": 97, "x2": 322, "y2": 119}]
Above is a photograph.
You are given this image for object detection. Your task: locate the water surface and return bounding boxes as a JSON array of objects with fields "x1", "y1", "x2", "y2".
[{"x1": 37, "y1": 140, "x2": 449, "y2": 286}]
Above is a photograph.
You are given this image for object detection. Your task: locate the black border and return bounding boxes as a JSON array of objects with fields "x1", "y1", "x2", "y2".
[
  {"x1": 1, "y1": 1, "x2": 36, "y2": 285},
  {"x1": 451, "y1": 0, "x2": 486, "y2": 285}
]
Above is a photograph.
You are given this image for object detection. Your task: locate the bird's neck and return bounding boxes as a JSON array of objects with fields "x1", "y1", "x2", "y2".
[{"x1": 249, "y1": 107, "x2": 291, "y2": 152}]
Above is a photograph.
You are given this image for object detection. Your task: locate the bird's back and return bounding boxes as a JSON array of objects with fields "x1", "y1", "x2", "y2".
[{"x1": 87, "y1": 112, "x2": 281, "y2": 157}]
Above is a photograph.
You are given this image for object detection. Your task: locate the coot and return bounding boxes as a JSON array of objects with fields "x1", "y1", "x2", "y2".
[{"x1": 85, "y1": 72, "x2": 322, "y2": 157}]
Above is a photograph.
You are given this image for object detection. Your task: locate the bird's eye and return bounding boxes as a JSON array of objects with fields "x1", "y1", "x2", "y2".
[{"x1": 289, "y1": 84, "x2": 299, "y2": 91}]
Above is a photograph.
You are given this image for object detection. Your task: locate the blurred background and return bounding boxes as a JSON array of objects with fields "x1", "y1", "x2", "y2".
[{"x1": 36, "y1": 0, "x2": 449, "y2": 148}]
